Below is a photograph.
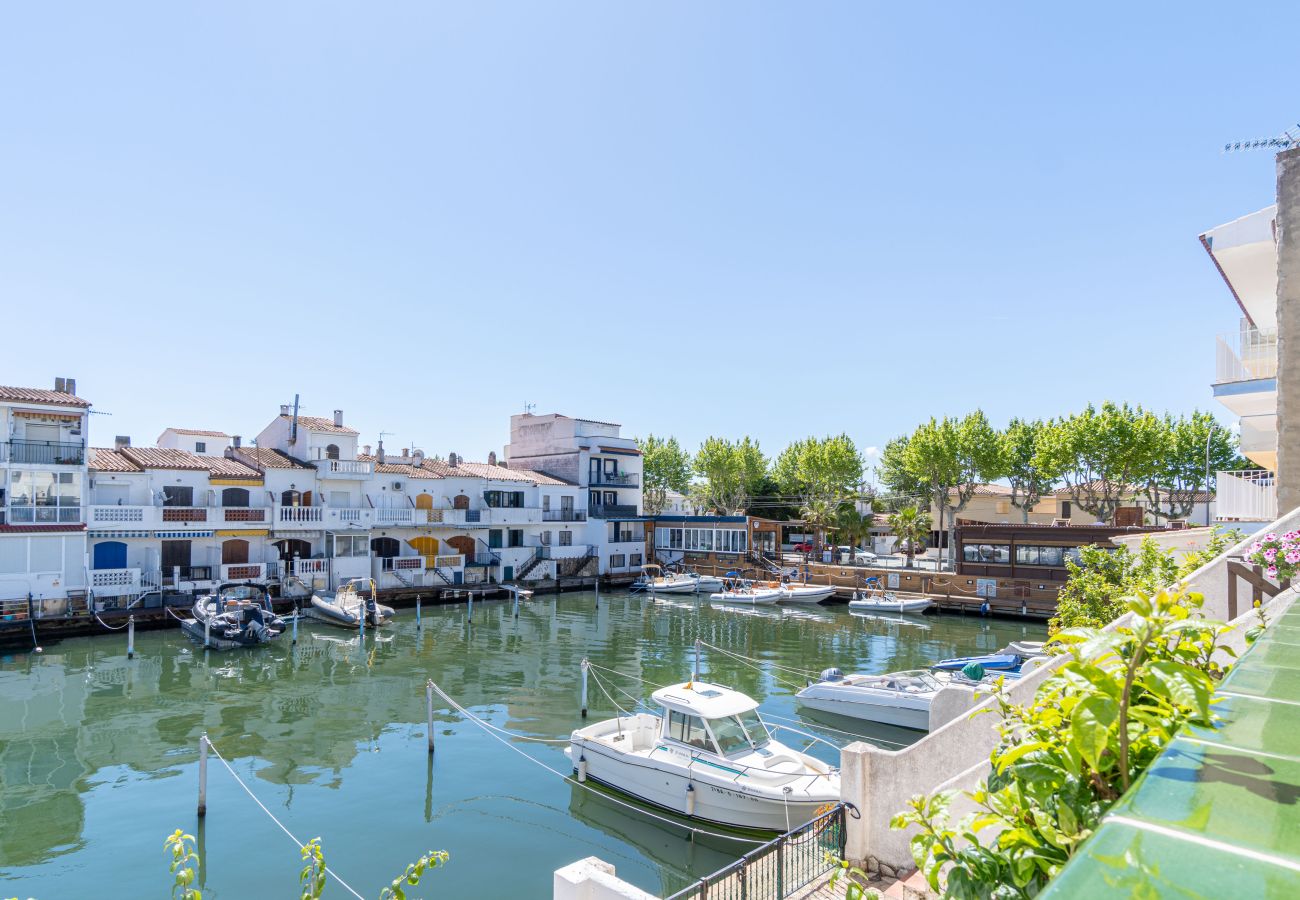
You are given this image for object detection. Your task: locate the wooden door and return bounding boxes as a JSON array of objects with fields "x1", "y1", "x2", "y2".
[{"x1": 222, "y1": 539, "x2": 250, "y2": 565}]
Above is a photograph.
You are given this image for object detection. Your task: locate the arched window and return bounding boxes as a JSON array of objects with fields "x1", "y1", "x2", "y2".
[
  {"x1": 326, "y1": 444, "x2": 340, "y2": 460},
  {"x1": 221, "y1": 487, "x2": 250, "y2": 508},
  {"x1": 281, "y1": 489, "x2": 301, "y2": 507}
]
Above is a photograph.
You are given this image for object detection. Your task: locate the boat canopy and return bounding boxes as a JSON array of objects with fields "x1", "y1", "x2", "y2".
[
  {"x1": 651, "y1": 681, "x2": 760, "y2": 719},
  {"x1": 641, "y1": 564, "x2": 662, "y2": 574}
]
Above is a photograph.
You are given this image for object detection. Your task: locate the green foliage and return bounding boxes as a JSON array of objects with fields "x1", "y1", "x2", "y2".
[
  {"x1": 772, "y1": 434, "x2": 865, "y2": 508},
  {"x1": 877, "y1": 435, "x2": 927, "y2": 503},
  {"x1": 834, "y1": 501, "x2": 874, "y2": 551},
  {"x1": 638, "y1": 434, "x2": 692, "y2": 515},
  {"x1": 299, "y1": 838, "x2": 327, "y2": 900},
  {"x1": 380, "y1": 850, "x2": 451, "y2": 900},
  {"x1": 887, "y1": 505, "x2": 931, "y2": 566},
  {"x1": 893, "y1": 587, "x2": 1232, "y2": 899},
  {"x1": 1000, "y1": 418, "x2": 1059, "y2": 522},
  {"x1": 823, "y1": 852, "x2": 880, "y2": 899},
  {"x1": 1052, "y1": 530, "x2": 1243, "y2": 632},
  {"x1": 164, "y1": 829, "x2": 202, "y2": 900},
  {"x1": 692, "y1": 437, "x2": 767, "y2": 514},
  {"x1": 1145, "y1": 410, "x2": 1244, "y2": 521}
]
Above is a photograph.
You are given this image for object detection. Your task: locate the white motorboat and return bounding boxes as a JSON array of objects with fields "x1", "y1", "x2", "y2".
[
  {"x1": 306, "y1": 578, "x2": 394, "y2": 629},
  {"x1": 633, "y1": 565, "x2": 701, "y2": 595},
  {"x1": 847, "y1": 588, "x2": 932, "y2": 615},
  {"x1": 778, "y1": 582, "x2": 837, "y2": 604},
  {"x1": 686, "y1": 571, "x2": 724, "y2": 592},
  {"x1": 710, "y1": 575, "x2": 783, "y2": 605},
  {"x1": 180, "y1": 582, "x2": 285, "y2": 650},
  {"x1": 796, "y1": 668, "x2": 941, "y2": 730},
  {"x1": 567, "y1": 680, "x2": 840, "y2": 832}
]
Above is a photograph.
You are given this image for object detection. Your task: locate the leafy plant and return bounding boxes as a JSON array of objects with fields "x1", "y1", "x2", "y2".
[
  {"x1": 893, "y1": 587, "x2": 1232, "y2": 899},
  {"x1": 887, "y1": 505, "x2": 931, "y2": 568},
  {"x1": 692, "y1": 437, "x2": 767, "y2": 514},
  {"x1": 823, "y1": 852, "x2": 881, "y2": 899},
  {"x1": 299, "y1": 838, "x2": 327, "y2": 900},
  {"x1": 380, "y1": 850, "x2": 451, "y2": 900},
  {"x1": 638, "y1": 434, "x2": 693, "y2": 515},
  {"x1": 165, "y1": 829, "x2": 202, "y2": 900},
  {"x1": 1052, "y1": 530, "x2": 1242, "y2": 631}
]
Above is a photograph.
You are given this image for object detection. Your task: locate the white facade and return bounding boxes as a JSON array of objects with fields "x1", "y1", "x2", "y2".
[
  {"x1": 0, "y1": 381, "x2": 91, "y2": 609},
  {"x1": 504, "y1": 413, "x2": 647, "y2": 575}
]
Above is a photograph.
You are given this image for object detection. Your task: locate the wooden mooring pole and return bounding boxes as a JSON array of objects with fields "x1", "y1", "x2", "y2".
[
  {"x1": 197, "y1": 733, "x2": 208, "y2": 817},
  {"x1": 426, "y1": 680, "x2": 436, "y2": 754}
]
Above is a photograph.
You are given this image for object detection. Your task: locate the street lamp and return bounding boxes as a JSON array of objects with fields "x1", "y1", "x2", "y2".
[{"x1": 1204, "y1": 425, "x2": 1217, "y2": 527}]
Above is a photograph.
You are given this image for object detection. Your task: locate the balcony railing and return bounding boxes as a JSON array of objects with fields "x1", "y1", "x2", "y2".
[
  {"x1": 3, "y1": 440, "x2": 86, "y2": 465},
  {"x1": 221, "y1": 562, "x2": 268, "y2": 582},
  {"x1": 279, "y1": 506, "x2": 324, "y2": 523},
  {"x1": 589, "y1": 472, "x2": 639, "y2": 487},
  {"x1": 8, "y1": 506, "x2": 82, "y2": 524},
  {"x1": 543, "y1": 509, "x2": 586, "y2": 522},
  {"x1": 374, "y1": 508, "x2": 418, "y2": 525},
  {"x1": 589, "y1": 503, "x2": 639, "y2": 518},
  {"x1": 313, "y1": 459, "x2": 374, "y2": 477},
  {"x1": 1215, "y1": 470, "x2": 1277, "y2": 522},
  {"x1": 1215, "y1": 328, "x2": 1278, "y2": 384},
  {"x1": 162, "y1": 507, "x2": 207, "y2": 522},
  {"x1": 223, "y1": 508, "x2": 267, "y2": 523}
]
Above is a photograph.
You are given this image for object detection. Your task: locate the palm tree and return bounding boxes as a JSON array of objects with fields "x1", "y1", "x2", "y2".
[
  {"x1": 887, "y1": 504, "x2": 932, "y2": 568},
  {"x1": 799, "y1": 499, "x2": 835, "y2": 556},
  {"x1": 833, "y1": 501, "x2": 871, "y2": 558}
]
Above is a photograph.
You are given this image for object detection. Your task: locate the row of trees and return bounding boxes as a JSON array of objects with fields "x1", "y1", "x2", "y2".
[{"x1": 878, "y1": 403, "x2": 1244, "y2": 563}]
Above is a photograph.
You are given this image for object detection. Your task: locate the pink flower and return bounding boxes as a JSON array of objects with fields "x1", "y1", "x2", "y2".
[
  {"x1": 1268, "y1": 565, "x2": 1279, "y2": 577},
  {"x1": 1285, "y1": 551, "x2": 1300, "y2": 565},
  {"x1": 1251, "y1": 542, "x2": 1263, "y2": 553},
  {"x1": 1264, "y1": 549, "x2": 1277, "y2": 562},
  {"x1": 1265, "y1": 533, "x2": 1278, "y2": 542}
]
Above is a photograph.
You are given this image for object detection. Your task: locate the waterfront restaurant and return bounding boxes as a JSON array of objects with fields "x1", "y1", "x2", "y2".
[{"x1": 954, "y1": 522, "x2": 1169, "y2": 585}]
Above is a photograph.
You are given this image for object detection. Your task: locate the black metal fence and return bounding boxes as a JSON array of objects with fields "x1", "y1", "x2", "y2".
[{"x1": 665, "y1": 804, "x2": 848, "y2": 900}]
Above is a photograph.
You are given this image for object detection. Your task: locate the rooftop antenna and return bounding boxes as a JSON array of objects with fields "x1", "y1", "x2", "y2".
[
  {"x1": 1224, "y1": 124, "x2": 1300, "y2": 154},
  {"x1": 524, "y1": 402, "x2": 536, "y2": 414}
]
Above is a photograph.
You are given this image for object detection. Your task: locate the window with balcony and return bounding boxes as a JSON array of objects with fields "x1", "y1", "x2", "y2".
[
  {"x1": 485, "y1": 491, "x2": 525, "y2": 508},
  {"x1": 326, "y1": 444, "x2": 340, "y2": 460},
  {"x1": 508, "y1": 529, "x2": 523, "y2": 548},
  {"x1": 333, "y1": 535, "x2": 368, "y2": 557},
  {"x1": 559, "y1": 531, "x2": 573, "y2": 546},
  {"x1": 7, "y1": 470, "x2": 82, "y2": 523},
  {"x1": 163, "y1": 486, "x2": 194, "y2": 507}
]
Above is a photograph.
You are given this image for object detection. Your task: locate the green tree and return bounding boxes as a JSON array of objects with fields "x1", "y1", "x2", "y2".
[
  {"x1": 887, "y1": 504, "x2": 931, "y2": 567},
  {"x1": 903, "y1": 412, "x2": 1002, "y2": 567},
  {"x1": 692, "y1": 437, "x2": 766, "y2": 514},
  {"x1": 637, "y1": 434, "x2": 692, "y2": 515},
  {"x1": 1143, "y1": 411, "x2": 1245, "y2": 523},
  {"x1": 834, "y1": 500, "x2": 874, "y2": 553},
  {"x1": 1035, "y1": 402, "x2": 1165, "y2": 524},
  {"x1": 772, "y1": 434, "x2": 865, "y2": 510},
  {"x1": 1000, "y1": 418, "x2": 1060, "y2": 523}
]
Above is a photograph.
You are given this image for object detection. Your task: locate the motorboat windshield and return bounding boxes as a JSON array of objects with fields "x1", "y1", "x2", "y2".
[
  {"x1": 218, "y1": 583, "x2": 268, "y2": 603},
  {"x1": 709, "y1": 710, "x2": 772, "y2": 755}
]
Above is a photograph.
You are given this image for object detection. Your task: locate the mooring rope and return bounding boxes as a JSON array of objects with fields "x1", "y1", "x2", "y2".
[
  {"x1": 93, "y1": 612, "x2": 130, "y2": 631},
  {"x1": 426, "y1": 680, "x2": 765, "y2": 845},
  {"x1": 696, "y1": 641, "x2": 815, "y2": 690},
  {"x1": 204, "y1": 738, "x2": 366, "y2": 900}
]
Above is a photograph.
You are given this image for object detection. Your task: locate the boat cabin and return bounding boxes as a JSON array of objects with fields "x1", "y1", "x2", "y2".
[{"x1": 650, "y1": 681, "x2": 772, "y2": 757}]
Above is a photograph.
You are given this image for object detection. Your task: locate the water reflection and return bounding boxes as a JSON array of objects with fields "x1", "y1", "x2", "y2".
[{"x1": 0, "y1": 591, "x2": 1044, "y2": 896}]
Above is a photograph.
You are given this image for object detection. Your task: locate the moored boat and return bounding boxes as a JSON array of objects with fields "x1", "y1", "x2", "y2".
[
  {"x1": 179, "y1": 582, "x2": 285, "y2": 650},
  {"x1": 709, "y1": 574, "x2": 783, "y2": 605},
  {"x1": 632, "y1": 565, "x2": 701, "y2": 594},
  {"x1": 778, "y1": 582, "x2": 836, "y2": 604},
  {"x1": 307, "y1": 578, "x2": 394, "y2": 629},
  {"x1": 846, "y1": 589, "x2": 932, "y2": 614},
  {"x1": 795, "y1": 667, "x2": 940, "y2": 730},
  {"x1": 567, "y1": 679, "x2": 839, "y2": 831}
]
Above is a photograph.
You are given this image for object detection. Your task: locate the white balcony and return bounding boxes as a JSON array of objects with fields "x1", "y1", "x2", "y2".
[
  {"x1": 1215, "y1": 470, "x2": 1277, "y2": 523},
  {"x1": 221, "y1": 562, "x2": 269, "y2": 582},
  {"x1": 90, "y1": 567, "x2": 141, "y2": 598},
  {"x1": 313, "y1": 459, "x2": 374, "y2": 478},
  {"x1": 425, "y1": 507, "x2": 543, "y2": 526},
  {"x1": 374, "y1": 507, "x2": 419, "y2": 526},
  {"x1": 1214, "y1": 328, "x2": 1278, "y2": 384},
  {"x1": 274, "y1": 506, "x2": 374, "y2": 530},
  {"x1": 90, "y1": 505, "x2": 272, "y2": 530}
]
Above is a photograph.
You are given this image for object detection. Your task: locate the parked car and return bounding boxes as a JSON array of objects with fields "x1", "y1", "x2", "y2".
[
  {"x1": 792, "y1": 542, "x2": 815, "y2": 553},
  {"x1": 836, "y1": 546, "x2": 878, "y2": 565}
]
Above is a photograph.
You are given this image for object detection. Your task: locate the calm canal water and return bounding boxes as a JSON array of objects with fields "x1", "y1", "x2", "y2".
[{"x1": 0, "y1": 591, "x2": 1045, "y2": 898}]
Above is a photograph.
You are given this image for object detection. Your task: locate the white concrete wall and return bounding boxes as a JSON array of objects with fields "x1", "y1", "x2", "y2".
[{"x1": 552, "y1": 857, "x2": 655, "y2": 900}]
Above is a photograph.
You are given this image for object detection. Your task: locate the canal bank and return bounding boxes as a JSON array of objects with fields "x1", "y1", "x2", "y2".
[{"x1": 0, "y1": 589, "x2": 1045, "y2": 898}]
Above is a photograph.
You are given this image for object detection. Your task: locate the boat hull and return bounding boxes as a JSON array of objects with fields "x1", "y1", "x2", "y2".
[
  {"x1": 778, "y1": 586, "x2": 836, "y2": 604},
  {"x1": 847, "y1": 597, "x2": 932, "y2": 614},
  {"x1": 568, "y1": 742, "x2": 837, "y2": 832},
  {"x1": 179, "y1": 617, "x2": 281, "y2": 651},
  {"x1": 795, "y1": 687, "x2": 931, "y2": 731},
  {"x1": 710, "y1": 590, "x2": 783, "y2": 605}
]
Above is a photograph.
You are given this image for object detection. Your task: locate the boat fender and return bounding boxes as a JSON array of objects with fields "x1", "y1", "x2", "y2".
[
  {"x1": 577, "y1": 756, "x2": 588, "y2": 783},
  {"x1": 819, "y1": 667, "x2": 845, "y2": 682},
  {"x1": 685, "y1": 783, "x2": 696, "y2": 817}
]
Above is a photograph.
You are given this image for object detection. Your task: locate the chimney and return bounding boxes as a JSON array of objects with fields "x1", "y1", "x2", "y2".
[
  {"x1": 377, "y1": 440, "x2": 385, "y2": 465},
  {"x1": 114, "y1": 435, "x2": 131, "y2": 450},
  {"x1": 333, "y1": 409, "x2": 343, "y2": 428},
  {"x1": 280, "y1": 404, "x2": 290, "y2": 416},
  {"x1": 55, "y1": 377, "x2": 66, "y2": 392},
  {"x1": 232, "y1": 435, "x2": 241, "y2": 449},
  {"x1": 363, "y1": 444, "x2": 371, "y2": 456},
  {"x1": 65, "y1": 378, "x2": 76, "y2": 395},
  {"x1": 449, "y1": 452, "x2": 458, "y2": 468},
  {"x1": 488, "y1": 451, "x2": 497, "y2": 466}
]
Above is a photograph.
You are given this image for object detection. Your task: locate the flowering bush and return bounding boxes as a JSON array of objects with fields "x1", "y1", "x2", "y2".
[{"x1": 1246, "y1": 531, "x2": 1300, "y2": 583}]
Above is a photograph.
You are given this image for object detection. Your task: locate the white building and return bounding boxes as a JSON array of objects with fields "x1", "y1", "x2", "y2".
[
  {"x1": 504, "y1": 413, "x2": 647, "y2": 575},
  {"x1": 0, "y1": 380, "x2": 90, "y2": 612},
  {"x1": 1202, "y1": 205, "x2": 1280, "y2": 525}
]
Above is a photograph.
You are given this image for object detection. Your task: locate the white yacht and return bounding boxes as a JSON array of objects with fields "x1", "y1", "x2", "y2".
[
  {"x1": 567, "y1": 680, "x2": 840, "y2": 832},
  {"x1": 795, "y1": 668, "x2": 941, "y2": 730},
  {"x1": 847, "y1": 587, "x2": 932, "y2": 614},
  {"x1": 710, "y1": 575, "x2": 783, "y2": 605},
  {"x1": 686, "y1": 571, "x2": 724, "y2": 592},
  {"x1": 307, "y1": 578, "x2": 394, "y2": 629},
  {"x1": 633, "y1": 565, "x2": 702, "y2": 594},
  {"x1": 778, "y1": 582, "x2": 837, "y2": 604}
]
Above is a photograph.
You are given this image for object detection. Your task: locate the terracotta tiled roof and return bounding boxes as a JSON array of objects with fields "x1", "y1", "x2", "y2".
[
  {"x1": 120, "y1": 447, "x2": 209, "y2": 470},
  {"x1": 0, "y1": 523, "x2": 87, "y2": 533},
  {"x1": 372, "y1": 461, "x2": 442, "y2": 479},
  {"x1": 0, "y1": 385, "x2": 90, "y2": 408},
  {"x1": 235, "y1": 447, "x2": 312, "y2": 470},
  {"x1": 89, "y1": 447, "x2": 143, "y2": 472},
  {"x1": 166, "y1": 428, "x2": 230, "y2": 438},
  {"x1": 948, "y1": 483, "x2": 1013, "y2": 497},
  {"x1": 205, "y1": 456, "x2": 262, "y2": 479},
  {"x1": 455, "y1": 461, "x2": 571, "y2": 486},
  {"x1": 284, "y1": 414, "x2": 358, "y2": 435}
]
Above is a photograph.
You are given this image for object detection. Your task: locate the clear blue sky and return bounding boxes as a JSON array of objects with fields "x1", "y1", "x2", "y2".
[{"x1": 2, "y1": 2, "x2": 1294, "y2": 469}]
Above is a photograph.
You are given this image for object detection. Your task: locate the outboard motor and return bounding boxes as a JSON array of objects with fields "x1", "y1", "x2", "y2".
[{"x1": 819, "y1": 667, "x2": 846, "y2": 682}]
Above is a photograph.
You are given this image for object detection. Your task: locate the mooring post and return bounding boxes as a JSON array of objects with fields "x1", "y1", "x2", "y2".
[
  {"x1": 513, "y1": 588, "x2": 519, "y2": 619},
  {"x1": 204, "y1": 611, "x2": 211, "y2": 648},
  {"x1": 127, "y1": 614, "x2": 135, "y2": 659},
  {"x1": 426, "y1": 680, "x2": 436, "y2": 754},
  {"x1": 197, "y1": 733, "x2": 208, "y2": 817},
  {"x1": 291, "y1": 608, "x2": 299, "y2": 645},
  {"x1": 594, "y1": 576, "x2": 600, "y2": 608},
  {"x1": 580, "y1": 658, "x2": 589, "y2": 718},
  {"x1": 693, "y1": 638, "x2": 701, "y2": 681},
  {"x1": 468, "y1": 591, "x2": 474, "y2": 623},
  {"x1": 358, "y1": 595, "x2": 366, "y2": 640},
  {"x1": 415, "y1": 594, "x2": 422, "y2": 630}
]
